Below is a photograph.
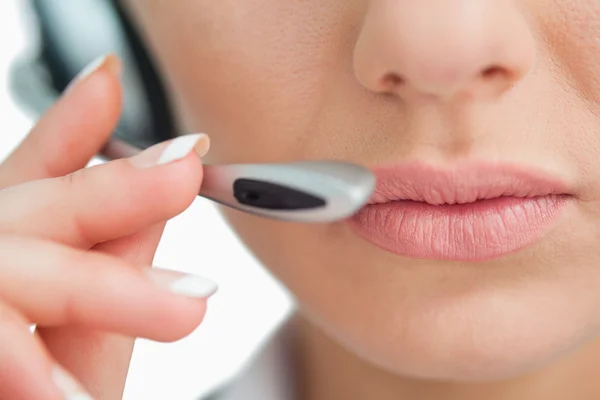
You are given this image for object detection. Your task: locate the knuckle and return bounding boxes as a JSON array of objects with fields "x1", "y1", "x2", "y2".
[
  {"x1": 58, "y1": 169, "x2": 94, "y2": 246},
  {"x1": 54, "y1": 252, "x2": 99, "y2": 325},
  {"x1": 61, "y1": 289, "x2": 86, "y2": 326},
  {"x1": 61, "y1": 252, "x2": 132, "y2": 325},
  {"x1": 61, "y1": 167, "x2": 87, "y2": 189}
]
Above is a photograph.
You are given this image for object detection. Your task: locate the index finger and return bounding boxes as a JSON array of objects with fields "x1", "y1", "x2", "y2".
[
  {"x1": 0, "y1": 55, "x2": 122, "y2": 189},
  {"x1": 0, "y1": 134, "x2": 209, "y2": 248}
]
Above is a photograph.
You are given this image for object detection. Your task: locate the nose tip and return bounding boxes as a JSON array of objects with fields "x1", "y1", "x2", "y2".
[{"x1": 353, "y1": 0, "x2": 535, "y2": 101}]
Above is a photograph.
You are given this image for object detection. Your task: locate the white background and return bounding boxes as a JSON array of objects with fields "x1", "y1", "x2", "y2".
[{"x1": 0, "y1": 1, "x2": 292, "y2": 399}]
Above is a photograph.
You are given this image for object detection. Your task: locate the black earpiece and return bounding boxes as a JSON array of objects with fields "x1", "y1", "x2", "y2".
[{"x1": 233, "y1": 179, "x2": 327, "y2": 210}]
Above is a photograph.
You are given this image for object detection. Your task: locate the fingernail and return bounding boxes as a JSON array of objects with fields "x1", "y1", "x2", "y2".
[
  {"x1": 64, "y1": 54, "x2": 121, "y2": 93},
  {"x1": 130, "y1": 133, "x2": 210, "y2": 168},
  {"x1": 52, "y1": 365, "x2": 94, "y2": 400},
  {"x1": 147, "y1": 268, "x2": 218, "y2": 298}
]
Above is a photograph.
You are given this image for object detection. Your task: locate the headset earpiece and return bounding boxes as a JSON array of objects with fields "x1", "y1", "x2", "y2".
[{"x1": 28, "y1": 0, "x2": 175, "y2": 148}]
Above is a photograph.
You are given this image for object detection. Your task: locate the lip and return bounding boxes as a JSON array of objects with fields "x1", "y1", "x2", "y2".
[{"x1": 349, "y1": 162, "x2": 572, "y2": 261}]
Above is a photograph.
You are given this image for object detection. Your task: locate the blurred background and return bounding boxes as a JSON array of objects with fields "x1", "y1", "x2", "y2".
[{"x1": 0, "y1": 1, "x2": 292, "y2": 399}]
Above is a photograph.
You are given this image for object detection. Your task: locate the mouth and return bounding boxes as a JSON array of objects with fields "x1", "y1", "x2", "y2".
[{"x1": 349, "y1": 162, "x2": 572, "y2": 262}]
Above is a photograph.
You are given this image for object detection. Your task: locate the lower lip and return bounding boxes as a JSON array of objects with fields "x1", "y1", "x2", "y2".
[{"x1": 350, "y1": 195, "x2": 569, "y2": 261}]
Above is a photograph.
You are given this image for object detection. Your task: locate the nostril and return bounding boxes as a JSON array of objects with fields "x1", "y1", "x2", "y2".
[
  {"x1": 381, "y1": 72, "x2": 405, "y2": 89},
  {"x1": 481, "y1": 65, "x2": 507, "y2": 80}
]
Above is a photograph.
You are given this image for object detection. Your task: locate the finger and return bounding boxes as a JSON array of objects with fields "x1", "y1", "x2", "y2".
[
  {"x1": 38, "y1": 225, "x2": 166, "y2": 399},
  {"x1": 0, "y1": 54, "x2": 122, "y2": 189},
  {"x1": 0, "y1": 133, "x2": 209, "y2": 248},
  {"x1": 93, "y1": 223, "x2": 167, "y2": 264},
  {"x1": 0, "y1": 234, "x2": 217, "y2": 342},
  {"x1": 0, "y1": 301, "x2": 93, "y2": 400}
]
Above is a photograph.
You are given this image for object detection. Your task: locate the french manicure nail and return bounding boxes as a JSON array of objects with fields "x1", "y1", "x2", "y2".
[
  {"x1": 65, "y1": 54, "x2": 121, "y2": 93},
  {"x1": 157, "y1": 133, "x2": 210, "y2": 165},
  {"x1": 147, "y1": 268, "x2": 218, "y2": 298},
  {"x1": 130, "y1": 133, "x2": 210, "y2": 168},
  {"x1": 52, "y1": 365, "x2": 94, "y2": 400}
]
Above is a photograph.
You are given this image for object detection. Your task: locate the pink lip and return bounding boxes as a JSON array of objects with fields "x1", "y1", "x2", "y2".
[{"x1": 349, "y1": 163, "x2": 571, "y2": 261}]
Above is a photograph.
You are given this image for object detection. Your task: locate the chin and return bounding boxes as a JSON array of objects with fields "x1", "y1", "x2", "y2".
[
  {"x1": 221, "y1": 194, "x2": 600, "y2": 384},
  {"x1": 322, "y1": 277, "x2": 600, "y2": 383}
]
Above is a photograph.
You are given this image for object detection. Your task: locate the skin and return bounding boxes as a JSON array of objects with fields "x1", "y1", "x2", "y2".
[
  {"x1": 0, "y1": 57, "x2": 213, "y2": 399},
  {"x1": 120, "y1": 1, "x2": 600, "y2": 399},
  {"x1": 5, "y1": 0, "x2": 600, "y2": 399}
]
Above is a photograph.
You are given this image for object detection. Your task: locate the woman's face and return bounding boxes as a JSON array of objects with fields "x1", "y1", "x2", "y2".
[{"x1": 125, "y1": 0, "x2": 600, "y2": 381}]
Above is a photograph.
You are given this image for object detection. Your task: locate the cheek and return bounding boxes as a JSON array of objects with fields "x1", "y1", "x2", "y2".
[
  {"x1": 139, "y1": 0, "x2": 361, "y2": 164},
  {"x1": 536, "y1": 1, "x2": 600, "y2": 103}
]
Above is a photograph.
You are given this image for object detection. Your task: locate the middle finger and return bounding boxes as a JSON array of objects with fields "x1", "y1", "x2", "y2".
[{"x1": 0, "y1": 234, "x2": 216, "y2": 341}]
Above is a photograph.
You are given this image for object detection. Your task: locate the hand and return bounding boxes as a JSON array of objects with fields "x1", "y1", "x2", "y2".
[{"x1": 0, "y1": 55, "x2": 215, "y2": 399}]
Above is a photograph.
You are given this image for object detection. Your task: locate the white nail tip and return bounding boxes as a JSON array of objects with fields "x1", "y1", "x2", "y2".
[
  {"x1": 64, "y1": 55, "x2": 107, "y2": 93},
  {"x1": 78, "y1": 56, "x2": 107, "y2": 80},
  {"x1": 169, "y1": 275, "x2": 218, "y2": 298},
  {"x1": 69, "y1": 395, "x2": 95, "y2": 400},
  {"x1": 52, "y1": 366, "x2": 94, "y2": 400},
  {"x1": 157, "y1": 134, "x2": 206, "y2": 165}
]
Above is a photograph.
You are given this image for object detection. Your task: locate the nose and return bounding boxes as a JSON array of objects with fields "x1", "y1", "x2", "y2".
[{"x1": 353, "y1": 0, "x2": 536, "y2": 101}]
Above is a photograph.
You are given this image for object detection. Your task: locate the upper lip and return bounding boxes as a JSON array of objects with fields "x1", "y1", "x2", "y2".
[{"x1": 368, "y1": 162, "x2": 569, "y2": 206}]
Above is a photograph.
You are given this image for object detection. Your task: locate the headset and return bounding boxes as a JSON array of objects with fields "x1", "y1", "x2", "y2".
[
  {"x1": 18, "y1": 0, "x2": 175, "y2": 149},
  {"x1": 9, "y1": 0, "x2": 376, "y2": 223}
]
